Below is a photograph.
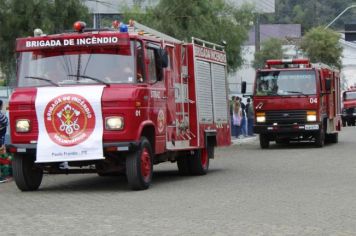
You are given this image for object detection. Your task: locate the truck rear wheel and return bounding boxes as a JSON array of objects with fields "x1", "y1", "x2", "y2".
[
  {"x1": 259, "y1": 134, "x2": 269, "y2": 149},
  {"x1": 12, "y1": 153, "x2": 43, "y2": 191},
  {"x1": 189, "y1": 146, "x2": 211, "y2": 175},
  {"x1": 177, "y1": 157, "x2": 191, "y2": 175},
  {"x1": 126, "y1": 137, "x2": 153, "y2": 190}
]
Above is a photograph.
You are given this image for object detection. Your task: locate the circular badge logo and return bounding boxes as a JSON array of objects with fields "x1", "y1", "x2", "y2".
[
  {"x1": 44, "y1": 94, "x2": 96, "y2": 147},
  {"x1": 157, "y1": 109, "x2": 165, "y2": 133}
]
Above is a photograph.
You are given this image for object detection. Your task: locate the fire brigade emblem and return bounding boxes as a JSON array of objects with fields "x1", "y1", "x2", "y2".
[
  {"x1": 157, "y1": 109, "x2": 165, "y2": 133},
  {"x1": 44, "y1": 94, "x2": 96, "y2": 147}
]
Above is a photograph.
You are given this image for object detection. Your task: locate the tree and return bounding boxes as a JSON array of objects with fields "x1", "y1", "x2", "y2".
[
  {"x1": 300, "y1": 27, "x2": 342, "y2": 69},
  {"x1": 253, "y1": 38, "x2": 285, "y2": 69},
  {"x1": 0, "y1": 0, "x2": 90, "y2": 83},
  {"x1": 123, "y1": 0, "x2": 255, "y2": 72}
]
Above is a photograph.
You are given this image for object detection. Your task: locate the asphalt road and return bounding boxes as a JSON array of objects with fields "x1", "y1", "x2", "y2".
[{"x1": 1, "y1": 127, "x2": 356, "y2": 235}]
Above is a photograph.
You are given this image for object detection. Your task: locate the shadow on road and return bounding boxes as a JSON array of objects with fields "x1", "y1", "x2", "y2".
[{"x1": 38, "y1": 168, "x2": 224, "y2": 192}]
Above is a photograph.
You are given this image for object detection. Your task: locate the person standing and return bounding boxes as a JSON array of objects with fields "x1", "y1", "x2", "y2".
[
  {"x1": 0, "y1": 100, "x2": 9, "y2": 183},
  {"x1": 232, "y1": 97, "x2": 242, "y2": 138},
  {"x1": 239, "y1": 97, "x2": 247, "y2": 137},
  {"x1": 246, "y1": 98, "x2": 255, "y2": 136},
  {"x1": 230, "y1": 96, "x2": 236, "y2": 137}
]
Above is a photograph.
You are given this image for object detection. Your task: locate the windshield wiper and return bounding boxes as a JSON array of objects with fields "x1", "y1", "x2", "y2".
[
  {"x1": 67, "y1": 74, "x2": 110, "y2": 86},
  {"x1": 25, "y1": 76, "x2": 59, "y2": 87},
  {"x1": 285, "y1": 91, "x2": 306, "y2": 95}
]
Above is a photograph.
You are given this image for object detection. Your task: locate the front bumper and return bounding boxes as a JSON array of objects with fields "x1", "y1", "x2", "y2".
[
  {"x1": 6, "y1": 141, "x2": 140, "y2": 154},
  {"x1": 254, "y1": 123, "x2": 321, "y2": 134}
]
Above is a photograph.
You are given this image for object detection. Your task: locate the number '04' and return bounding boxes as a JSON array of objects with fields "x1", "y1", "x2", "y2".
[{"x1": 309, "y1": 98, "x2": 317, "y2": 104}]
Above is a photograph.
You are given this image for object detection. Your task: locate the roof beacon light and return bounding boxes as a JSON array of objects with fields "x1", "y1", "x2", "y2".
[
  {"x1": 265, "y1": 58, "x2": 311, "y2": 68},
  {"x1": 119, "y1": 23, "x2": 128, "y2": 33},
  {"x1": 73, "y1": 21, "x2": 86, "y2": 33},
  {"x1": 34, "y1": 28, "x2": 44, "y2": 37}
]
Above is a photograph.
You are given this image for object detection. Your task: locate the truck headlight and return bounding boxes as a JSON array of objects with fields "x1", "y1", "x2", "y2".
[
  {"x1": 16, "y1": 119, "x2": 30, "y2": 133},
  {"x1": 307, "y1": 111, "x2": 317, "y2": 122},
  {"x1": 105, "y1": 116, "x2": 124, "y2": 130},
  {"x1": 256, "y1": 112, "x2": 266, "y2": 123}
]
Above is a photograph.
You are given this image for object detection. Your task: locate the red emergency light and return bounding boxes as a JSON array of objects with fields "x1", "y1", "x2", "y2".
[
  {"x1": 265, "y1": 59, "x2": 311, "y2": 68},
  {"x1": 73, "y1": 21, "x2": 86, "y2": 33}
]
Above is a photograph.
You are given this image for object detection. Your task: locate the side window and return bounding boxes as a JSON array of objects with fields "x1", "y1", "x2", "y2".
[
  {"x1": 147, "y1": 48, "x2": 157, "y2": 83},
  {"x1": 136, "y1": 41, "x2": 145, "y2": 83}
]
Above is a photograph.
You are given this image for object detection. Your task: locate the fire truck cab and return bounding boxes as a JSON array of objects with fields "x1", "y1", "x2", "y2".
[
  {"x1": 8, "y1": 21, "x2": 231, "y2": 191},
  {"x1": 243, "y1": 59, "x2": 341, "y2": 148},
  {"x1": 341, "y1": 86, "x2": 356, "y2": 126}
]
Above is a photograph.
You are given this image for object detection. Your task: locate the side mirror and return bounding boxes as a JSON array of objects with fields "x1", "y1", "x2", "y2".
[
  {"x1": 158, "y1": 49, "x2": 169, "y2": 68},
  {"x1": 241, "y1": 81, "x2": 247, "y2": 94},
  {"x1": 325, "y1": 79, "x2": 331, "y2": 92}
]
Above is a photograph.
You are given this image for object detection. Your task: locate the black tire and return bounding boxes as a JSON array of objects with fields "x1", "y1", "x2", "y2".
[
  {"x1": 188, "y1": 146, "x2": 210, "y2": 175},
  {"x1": 329, "y1": 133, "x2": 338, "y2": 143},
  {"x1": 352, "y1": 120, "x2": 356, "y2": 126},
  {"x1": 177, "y1": 157, "x2": 190, "y2": 176},
  {"x1": 12, "y1": 153, "x2": 43, "y2": 191},
  {"x1": 315, "y1": 129, "x2": 325, "y2": 147},
  {"x1": 259, "y1": 134, "x2": 269, "y2": 149},
  {"x1": 126, "y1": 137, "x2": 153, "y2": 190},
  {"x1": 207, "y1": 143, "x2": 215, "y2": 159},
  {"x1": 342, "y1": 119, "x2": 346, "y2": 127}
]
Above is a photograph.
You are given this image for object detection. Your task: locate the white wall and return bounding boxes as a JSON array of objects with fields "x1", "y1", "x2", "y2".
[
  {"x1": 228, "y1": 0, "x2": 275, "y2": 13},
  {"x1": 340, "y1": 39, "x2": 356, "y2": 90}
]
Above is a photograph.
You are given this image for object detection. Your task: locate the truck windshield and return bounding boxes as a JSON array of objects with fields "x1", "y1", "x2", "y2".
[
  {"x1": 344, "y1": 91, "x2": 356, "y2": 100},
  {"x1": 255, "y1": 70, "x2": 316, "y2": 96},
  {"x1": 17, "y1": 41, "x2": 136, "y2": 87}
]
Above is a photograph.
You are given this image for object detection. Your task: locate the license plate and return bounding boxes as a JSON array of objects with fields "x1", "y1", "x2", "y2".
[{"x1": 305, "y1": 124, "x2": 319, "y2": 130}]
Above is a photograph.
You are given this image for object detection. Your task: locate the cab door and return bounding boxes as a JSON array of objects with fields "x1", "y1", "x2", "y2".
[{"x1": 145, "y1": 44, "x2": 167, "y2": 153}]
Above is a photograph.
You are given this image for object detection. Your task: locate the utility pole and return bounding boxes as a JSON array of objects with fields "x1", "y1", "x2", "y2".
[
  {"x1": 325, "y1": 5, "x2": 356, "y2": 29},
  {"x1": 255, "y1": 13, "x2": 261, "y2": 52}
]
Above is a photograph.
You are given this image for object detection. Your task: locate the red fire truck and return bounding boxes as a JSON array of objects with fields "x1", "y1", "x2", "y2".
[
  {"x1": 242, "y1": 59, "x2": 341, "y2": 148},
  {"x1": 341, "y1": 86, "x2": 356, "y2": 126},
  {"x1": 8, "y1": 21, "x2": 231, "y2": 191}
]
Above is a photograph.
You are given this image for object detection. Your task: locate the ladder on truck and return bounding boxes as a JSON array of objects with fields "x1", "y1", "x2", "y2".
[{"x1": 128, "y1": 21, "x2": 182, "y2": 44}]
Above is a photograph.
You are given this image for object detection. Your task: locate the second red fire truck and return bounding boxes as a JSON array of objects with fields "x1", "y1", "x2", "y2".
[
  {"x1": 342, "y1": 86, "x2": 356, "y2": 126},
  {"x1": 243, "y1": 59, "x2": 341, "y2": 148},
  {"x1": 8, "y1": 21, "x2": 231, "y2": 191}
]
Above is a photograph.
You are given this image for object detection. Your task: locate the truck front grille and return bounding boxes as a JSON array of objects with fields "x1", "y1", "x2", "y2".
[{"x1": 265, "y1": 110, "x2": 307, "y2": 124}]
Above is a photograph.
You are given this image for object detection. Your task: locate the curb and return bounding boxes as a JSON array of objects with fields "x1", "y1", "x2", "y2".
[{"x1": 231, "y1": 136, "x2": 258, "y2": 145}]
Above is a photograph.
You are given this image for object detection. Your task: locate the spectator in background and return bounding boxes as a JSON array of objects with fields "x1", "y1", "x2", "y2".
[
  {"x1": 0, "y1": 100, "x2": 8, "y2": 147},
  {"x1": 246, "y1": 98, "x2": 255, "y2": 136},
  {"x1": 232, "y1": 97, "x2": 242, "y2": 138},
  {"x1": 0, "y1": 100, "x2": 10, "y2": 183},
  {"x1": 239, "y1": 97, "x2": 247, "y2": 137},
  {"x1": 230, "y1": 96, "x2": 236, "y2": 137}
]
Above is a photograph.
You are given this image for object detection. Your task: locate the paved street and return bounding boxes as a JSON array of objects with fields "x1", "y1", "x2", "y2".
[{"x1": 1, "y1": 127, "x2": 356, "y2": 235}]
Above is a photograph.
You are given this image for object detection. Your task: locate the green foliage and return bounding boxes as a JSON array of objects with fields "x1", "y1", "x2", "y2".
[
  {"x1": 123, "y1": 0, "x2": 255, "y2": 72},
  {"x1": 253, "y1": 38, "x2": 285, "y2": 69},
  {"x1": 0, "y1": 0, "x2": 90, "y2": 83},
  {"x1": 300, "y1": 27, "x2": 343, "y2": 69}
]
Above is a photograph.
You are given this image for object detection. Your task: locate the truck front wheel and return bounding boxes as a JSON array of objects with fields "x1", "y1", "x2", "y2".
[
  {"x1": 126, "y1": 137, "x2": 153, "y2": 190},
  {"x1": 12, "y1": 153, "x2": 43, "y2": 191},
  {"x1": 259, "y1": 134, "x2": 269, "y2": 149},
  {"x1": 315, "y1": 129, "x2": 325, "y2": 147}
]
